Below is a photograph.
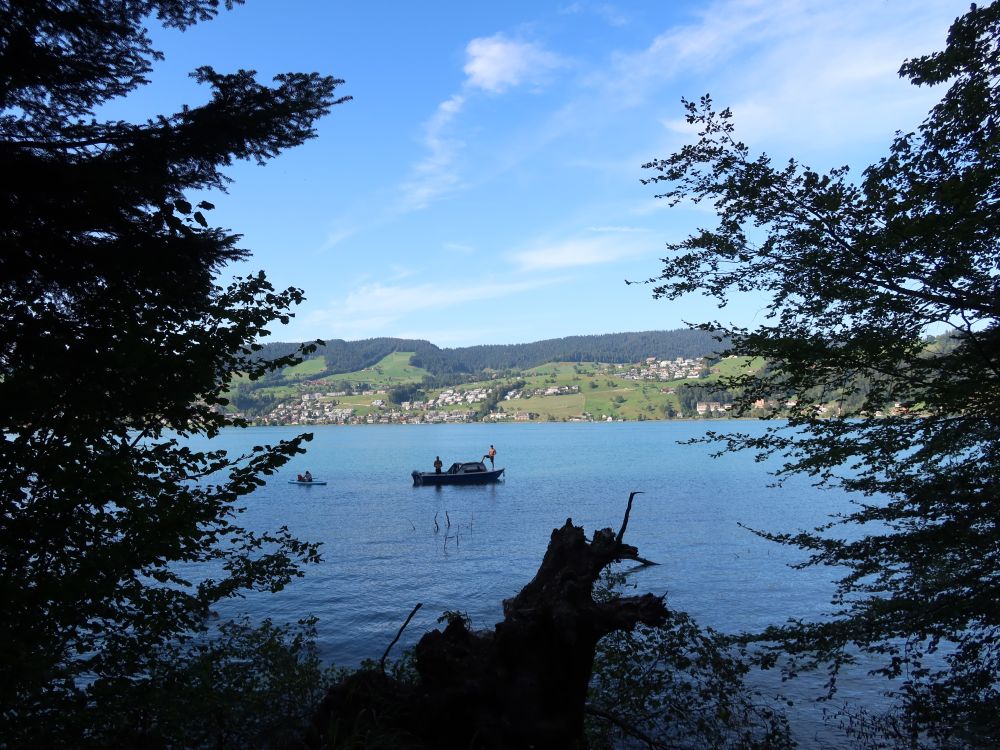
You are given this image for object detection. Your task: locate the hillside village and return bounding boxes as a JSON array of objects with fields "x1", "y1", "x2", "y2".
[
  {"x1": 256, "y1": 383, "x2": 596, "y2": 426},
  {"x1": 621, "y1": 356, "x2": 708, "y2": 381},
  {"x1": 229, "y1": 343, "x2": 920, "y2": 426}
]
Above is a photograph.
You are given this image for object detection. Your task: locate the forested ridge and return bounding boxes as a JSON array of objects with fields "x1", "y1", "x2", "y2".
[{"x1": 256, "y1": 328, "x2": 723, "y2": 377}]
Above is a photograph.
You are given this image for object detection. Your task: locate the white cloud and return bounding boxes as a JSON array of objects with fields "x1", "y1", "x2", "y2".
[
  {"x1": 338, "y1": 279, "x2": 551, "y2": 316},
  {"x1": 595, "y1": 0, "x2": 965, "y2": 148},
  {"x1": 560, "y1": 2, "x2": 630, "y2": 28},
  {"x1": 716, "y1": 3, "x2": 950, "y2": 147},
  {"x1": 592, "y1": 3, "x2": 629, "y2": 28},
  {"x1": 660, "y1": 116, "x2": 698, "y2": 136},
  {"x1": 630, "y1": 190, "x2": 722, "y2": 217},
  {"x1": 386, "y1": 264, "x2": 415, "y2": 282},
  {"x1": 586, "y1": 225, "x2": 647, "y2": 233},
  {"x1": 464, "y1": 34, "x2": 565, "y2": 93},
  {"x1": 399, "y1": 34, "x2": 565, "y2": 211},
  {"x1": 509, "y1": 235, "x2": 646, "y2": 271},
  {"x1": 400, "y1": 94, "x2": 466, "y2": 210},
  {"x1": 319, "y1": 224, "x2": 356, "y2": 251},
  {"x1": 299, "y1": 277, "x2": 559, "y2": 340}
]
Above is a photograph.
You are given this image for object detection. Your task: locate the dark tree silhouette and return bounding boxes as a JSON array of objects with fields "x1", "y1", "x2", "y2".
[
  {"x1": 643, "y1": 4, "x2": 999, "y2": 745},
  {"x1": 310, "y1": 498, "x2": 669, "y2": 749},
  {"x1": 0, "y1": 1, "x2": 348, "y2": 744}
]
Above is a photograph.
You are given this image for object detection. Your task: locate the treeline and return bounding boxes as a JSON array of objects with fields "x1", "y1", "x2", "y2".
[
  {"x1": 250, "y1": 328, "x2": 721, "y2": 384},
  {"x1": 256, "y1": 329, "x2": 724, "y2": 380},
  {"x1": 254, "y1": 337, "x2": 440, "y2": 376},
  {"x1": 414, "y1": 329, "x2": 724, "y2": 373}
]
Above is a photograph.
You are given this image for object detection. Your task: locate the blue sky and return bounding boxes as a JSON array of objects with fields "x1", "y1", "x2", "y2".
[{"x1": 131, "y1": 0, "x2": 969, "y2": 347}]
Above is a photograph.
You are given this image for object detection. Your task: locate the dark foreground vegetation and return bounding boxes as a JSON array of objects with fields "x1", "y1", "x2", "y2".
[
  {"x1": 641, "y1": 1, "x2": 1000, "y2": 745},
  {"x1": 2, "y1": 0, "x2": 346, "y2": 745},
  {"x1": 2, "y1": 1, "x2": 997, "y2": 749},
  {"x1": 307, "y1": 496, "x2": 790, "y2": 749}
]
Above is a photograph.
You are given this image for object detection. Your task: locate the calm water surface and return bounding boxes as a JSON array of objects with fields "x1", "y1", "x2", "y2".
[{"x1": 199, "y1": 421, "x2": 880, "y2": 747}]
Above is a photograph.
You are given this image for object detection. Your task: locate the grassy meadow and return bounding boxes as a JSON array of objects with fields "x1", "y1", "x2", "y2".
[{"x1": 231, "y1": 351, "x2": 754, "y2": 422}]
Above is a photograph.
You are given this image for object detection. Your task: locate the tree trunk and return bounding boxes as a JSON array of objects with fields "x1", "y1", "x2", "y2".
[{"x1": 310, "y1": 502, "x2": 665, "y2": 749}]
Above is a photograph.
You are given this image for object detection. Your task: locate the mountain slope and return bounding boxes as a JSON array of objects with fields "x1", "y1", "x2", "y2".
[{"x1": 257, "y1": 329, "x2": 723, "y2": 378}]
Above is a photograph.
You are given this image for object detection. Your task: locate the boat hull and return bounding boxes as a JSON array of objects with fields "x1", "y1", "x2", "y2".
[
  {"x1": 288, "y1": 480, "x2": 327, "y2": 485},
  {"x1": 412, "y1": 468, "x2": 504, "y2": 486}
]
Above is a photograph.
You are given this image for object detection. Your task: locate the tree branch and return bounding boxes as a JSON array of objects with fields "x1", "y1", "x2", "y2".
[{"x1": 585, "y1": 704, "x2": 680, "y2": 750}]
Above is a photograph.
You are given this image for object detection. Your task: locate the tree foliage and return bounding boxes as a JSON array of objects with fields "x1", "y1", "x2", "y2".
[
  {"x1": 0, "y1": 1, "x2": 348, "y2": 744},
  {"x1": 587, "y1": 571, "x2": 792, "y2": 750},
  {"x1": 642, "y1": 3, "x2": 999, "y2": 745},
  {"x1": 675, "y1": 382, "x2": 735, "y2": 417},
  {"x1": 646, "y1": 3, "x2": 1000, "y2": 745},
  {"x1": 82, "y1": 617, "x2": 338, "y2": 749},
  {"x1": 412, "y1": 328, "x2": 723, "y2": 373}
]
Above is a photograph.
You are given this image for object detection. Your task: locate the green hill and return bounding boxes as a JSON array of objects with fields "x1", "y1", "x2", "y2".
[
  {"x1": 254, "y1": 328, "x2": 724, "y2": 379},
  {"x1": 226, "y1": 344, "x2": 766, "y2": 424}
]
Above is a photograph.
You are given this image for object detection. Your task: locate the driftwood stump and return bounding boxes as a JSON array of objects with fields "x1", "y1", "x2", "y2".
[{"x1": 310, "y1": 497, "x2": 665, "y2": 749}]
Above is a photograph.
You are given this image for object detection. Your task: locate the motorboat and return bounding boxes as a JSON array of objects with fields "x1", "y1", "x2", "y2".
[{"x1": 412, "y1": 461, "x2": 504, "y2": 486}]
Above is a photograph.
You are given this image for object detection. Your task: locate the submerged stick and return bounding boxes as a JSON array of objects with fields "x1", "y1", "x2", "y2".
[{"x1": 380, "y1": 602, "x2": 422, "y2": 673}]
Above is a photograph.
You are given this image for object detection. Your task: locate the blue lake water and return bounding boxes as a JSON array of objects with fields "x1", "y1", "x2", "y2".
[{"x1": 198, "y1": 421, "x2": 882, "y2": 746}]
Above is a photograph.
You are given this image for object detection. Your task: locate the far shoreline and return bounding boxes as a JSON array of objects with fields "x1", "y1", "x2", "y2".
[{"x1": 235, "y1": 417, "x2": 774, "y2": 427}]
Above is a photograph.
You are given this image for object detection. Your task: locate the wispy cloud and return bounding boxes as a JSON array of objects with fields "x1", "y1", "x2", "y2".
[
  {"x1": 400, "y1": 33, "x2": 566, "y2": 211},
  {"x1": 586, "y1": 225, "x2": 647, "y2": 233},
  {"x1": 721, "y1": 16, "x2": 935, "y2": 146},
  {"x1": 464, "y1": 34, "x2": 566, "y2": 93},
  {"x1": 600, "y1": 0, "x2": 958, "y2": 146},
  {"x1": 319, "y1": 224, "x2": 357, "y2": 252},
  {"x1": 385, "y1": 264, "x2": 415, "y2": 282},
  {"x1": 443, "y1": 241, "x2": 477, "y2": 254},
  {"x1": 399, "y1": 94, "x2": 467, "y2": 210},
  {"x1": 339, "y1": 279, "x2": 551, "y2": 316},
  {"x1": 300, "y1": 277, "x2": 558, "y2": 339},
  {"x1": 509, "y1": 235, "x2": 646, "y2": 271},
  {"x1": 560, "y1": 3, "x2": 630, "y2": 28},
  {"x1": 595, "y1": 3, "x2": 757, "y2": 105}
]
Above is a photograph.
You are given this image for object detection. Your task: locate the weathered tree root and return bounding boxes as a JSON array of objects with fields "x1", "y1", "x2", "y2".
[{"x1": 309, "y1": 497, "x2": 666, "y2": 749}]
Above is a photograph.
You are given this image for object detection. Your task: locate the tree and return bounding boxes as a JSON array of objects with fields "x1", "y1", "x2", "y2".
[
  {"x1": 390, "y1": 382, "x2": 424, "y2": 406},
  {"x1": 0, "y1": 1, "x2": 348, "y2": 744},
  {"x1": 588, "y1": 572, "x2": 791, "y2": 750},
  {"x1": 311, "y1": 506, "x2": 671, "y2": 749},
  {"x1": 641, "y1": 3, "x2": 999, "y2": 745}
]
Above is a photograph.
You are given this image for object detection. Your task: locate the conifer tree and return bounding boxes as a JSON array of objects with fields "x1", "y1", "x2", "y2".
[{"x1": 0, "y1": 1, "x2": 348, "y2": 743}]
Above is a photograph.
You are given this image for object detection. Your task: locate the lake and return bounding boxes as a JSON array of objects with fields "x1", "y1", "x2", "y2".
[{"x1": 200, "y1": 420, "x2": 879, "y2": 747}]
